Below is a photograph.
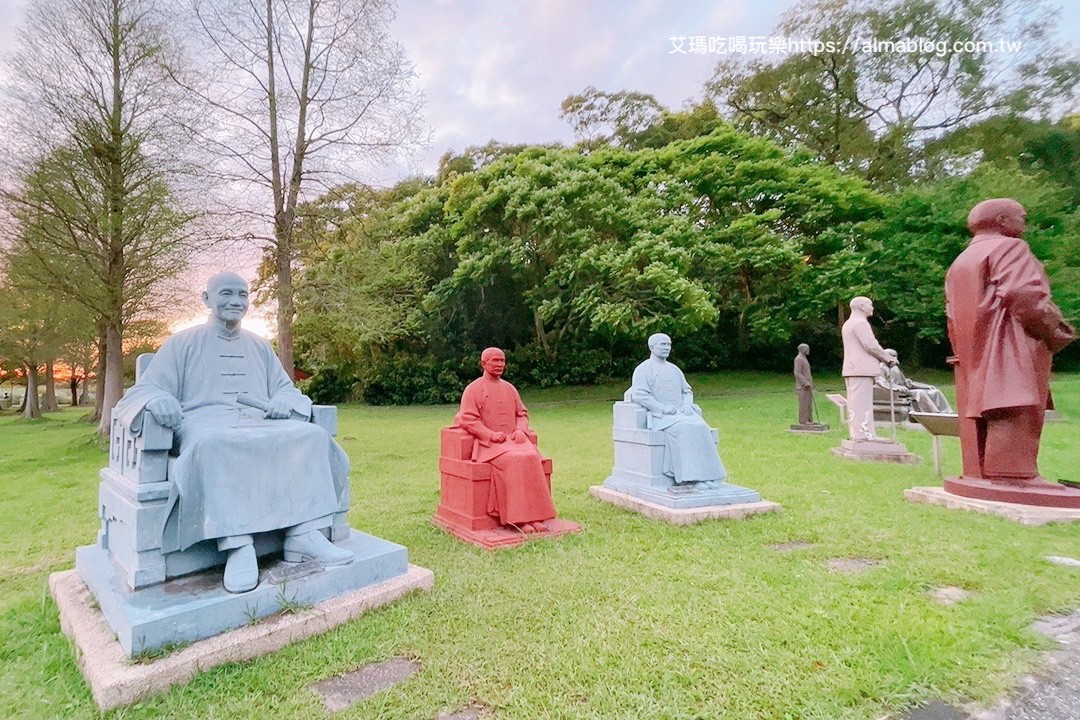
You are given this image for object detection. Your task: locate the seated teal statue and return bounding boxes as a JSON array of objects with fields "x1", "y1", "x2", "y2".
[
  {"x1": 113, "y1": 272, "x2": 352, "y2": 593},
  {"x1": 602, "y1": 333, "x2": 760, "y2": 508},
  {"x1": 630, "y1": 333, "x2": 727, "y2": 485}
]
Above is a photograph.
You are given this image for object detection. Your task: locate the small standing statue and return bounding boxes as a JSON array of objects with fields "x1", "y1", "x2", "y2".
[
  {"x1": 833, "y1": 297, "x2": 918, "y2": 463},
  {"x1": 943, "y1": 198, "x2": 1077, "y2": 507},
  {"x1": 790, "y1": 343, "x2": 828, "y2": 432}
]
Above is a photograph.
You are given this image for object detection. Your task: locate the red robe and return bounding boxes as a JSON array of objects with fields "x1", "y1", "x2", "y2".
[
  {"x1": 945, "y1": 231, "x2": 1074, "y2": 479},
  {"x1": 454, "y1": 377, "x2": 557, "y2": 526}
]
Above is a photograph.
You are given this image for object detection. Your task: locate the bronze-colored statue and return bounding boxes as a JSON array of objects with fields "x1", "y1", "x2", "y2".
[{"x1": 944, "y1": 198, "x2": 1077, "y2": 506}]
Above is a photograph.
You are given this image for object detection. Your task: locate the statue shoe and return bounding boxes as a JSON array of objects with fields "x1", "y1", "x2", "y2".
[
  {"x1": 223, "y1": 544, "x2": 259, "y2": 593},
  {"x1": 283, "y1": 530, "x2": 354, "y2": 566}
]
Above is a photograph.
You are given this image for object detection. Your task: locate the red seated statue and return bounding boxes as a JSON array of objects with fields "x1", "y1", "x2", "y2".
[{"x1": 434, "y1": 347, "x2": 581, "y2": 548}]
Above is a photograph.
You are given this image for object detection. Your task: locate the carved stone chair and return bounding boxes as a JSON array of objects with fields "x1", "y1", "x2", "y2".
[
  {"x1": 434, "y1": 427, "x2": 552, "y2": 533},
  {"x1": 605, "y1": 389, "x2": 718, "y2": 492},
  {"x1": 872, "y1": 384, "x2": 914, "y2": 422},
  {"x1": 96, "y1": 353, "x2": 348, "y2": 590}
]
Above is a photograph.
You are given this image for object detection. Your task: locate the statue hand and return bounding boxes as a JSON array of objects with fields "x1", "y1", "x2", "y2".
[
  {"x1": 146, "y1": 396, "x2": 183, "y2": 429},
  {"x1": 490, "y1": 431, "x2": 507, "y2": 443},
  {"x1": 510, "y1": 429, "x2": 528, "y2": 443},
  {"x1": 265, "y1": 397, "x2": 292, "y2": 419},
  {"x1": 663, "y1": 405, "x2": 677, "y2": 415},
  {"x1": 679, "y1": 405, "x2": 695, "y2": 415}
]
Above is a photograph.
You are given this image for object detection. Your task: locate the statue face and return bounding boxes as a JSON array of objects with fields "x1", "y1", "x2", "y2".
[
  {"x1": 650, "y1": 336, "x2": 672, "y2": 359},
  {"x1": 203, "y1": 278, "x2": 249, "y2": 324},
  {"x1": 481, "y1": 351, "x2": 506, "y2": 378},
  {"x1": 1000, "y1": 208, "x2": 1026, "y2": 238}
]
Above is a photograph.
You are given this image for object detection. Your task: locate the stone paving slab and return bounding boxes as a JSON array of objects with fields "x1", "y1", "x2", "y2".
[
  {"x1": 905, "y1": 487, "x2": 1080, "y2": 525},
  {"x1": 311, "y1": 656, "x2": 419, "y2": 711},
  {"x1": 50, "y1": 564, "x2": 434, "y2": 711},
  {"x1": 589, "y1": 485, "x2": 781, "y2": 525}
]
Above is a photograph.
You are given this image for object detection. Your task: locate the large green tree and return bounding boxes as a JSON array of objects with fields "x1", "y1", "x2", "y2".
[
  {"x1": 707, "y1": 0, "x2": 1080, "y2": 187},
  {"x1": 2, "y1": 0, "x2": 199, "y2": 432}
]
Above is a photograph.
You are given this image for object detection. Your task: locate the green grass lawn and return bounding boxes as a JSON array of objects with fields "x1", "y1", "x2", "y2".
[{"x1": 1, "y1": 372, "x2": 1078, "y2": 719}]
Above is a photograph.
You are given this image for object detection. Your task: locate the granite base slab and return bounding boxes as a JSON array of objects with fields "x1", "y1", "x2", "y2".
[
  {"x1": 601, "y1": 477, "x2": 761, "y2": 508},
  {"x1": 50, "y1": 563, "x2": 434, "y2": 711},
  {"x1": 832, "y1": 438, "x2": 920, "y2": 464},
  {"x1": 904, "y1": 486, "x2": 1080, "y2": 525},
  {"x1": 432, "y1": 516, "x2": 582, "y2": 549},
  {"x1": 943, "y1": 475, "x2": 1080, "y2": 508},
  {"x1": 75, "y1": 530, "x2": 409, "y2": 655},
  {"x1": 789, "y1": 423, "x2": 830, "y2": 434},
  {"x1": 590, "y1": 485, "x2": 781, "y2": 525}
]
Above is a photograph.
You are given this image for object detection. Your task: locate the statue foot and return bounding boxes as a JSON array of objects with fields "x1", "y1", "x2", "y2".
[
  {"x1": 223, "y1": 544, "x2": 259, "y2": 593},
  {"x1": 530, "y1": 521, "x2": 548, "y2": 533},
  {"x1": 283, "y1": 530, "x2": 354, "y2": 566}
]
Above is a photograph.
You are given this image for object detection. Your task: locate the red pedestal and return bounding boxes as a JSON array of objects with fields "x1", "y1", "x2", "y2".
[
  {"x1": 944, "y1": 476, "x2": 1080, "y2": 509},
  {"x1": 433, "y1": 428, "x2": 580, "y2": 549}
]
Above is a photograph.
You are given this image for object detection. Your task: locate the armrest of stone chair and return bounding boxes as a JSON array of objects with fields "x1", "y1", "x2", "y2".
[
  {"x1": 109, "y1": 410, "x2": 173, "y2": 484},
  {"x1": 440, "y1": 426, "x2": 539, "y2": 461},
  {"x1": 310, "y1": 405, "x2": 338, "y2": 436}
]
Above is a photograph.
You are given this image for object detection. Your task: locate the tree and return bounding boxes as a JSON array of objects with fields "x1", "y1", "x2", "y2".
[
  {"x1": 707, "y1": 0, "x2": 1080, "y2": 186},
  {"x1": 179, "y1": 0, "x2": 423, "y2": 377},
  {"x1": 560, "y1": 87, "x2": 666, "y2": 148},
  {"x1": 1, "y1": 0, "x2": 200, "y2": 433}
]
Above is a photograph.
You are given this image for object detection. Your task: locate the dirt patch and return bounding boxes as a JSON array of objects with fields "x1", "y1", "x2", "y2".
[
  {"x1": 928, "y1": 586, "x2": 974, "y2": 606},
  {"x1": 770, "y1": 540, "x2": 815, "y2": 552}
]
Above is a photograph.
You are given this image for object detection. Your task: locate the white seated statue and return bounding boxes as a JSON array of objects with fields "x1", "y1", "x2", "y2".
[{"x1": 603, "y1": 333, "x2": 760, "y2": 508}]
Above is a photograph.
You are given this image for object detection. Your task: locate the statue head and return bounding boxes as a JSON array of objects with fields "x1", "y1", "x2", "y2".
[
  {"x1": 849, "y1": 296, "x2": 874, "y2": 318},
  {"x1": 885, "y1": 348, "x2": 899, "y2": 363},
  {"x1": 968, "y1": 198, "x2": 1026, "y2": 239},
  {"x1": 203, "y1": 272, "x2": 249, "y2": 328},
  {"x1": 480, "y1": 347, "x2": 506, "y2": 380},
  {"x1": 647, "y1": 333, "x2": 672, "y2": 360},
  {"x1": 798, "y1": 343, "x2": 810, "y2": 356}
]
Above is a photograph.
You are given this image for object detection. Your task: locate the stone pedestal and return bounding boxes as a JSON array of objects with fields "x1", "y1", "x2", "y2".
[
  {"x1": 831, "y1": 437, "x2": 919, "y2": 464},
  {"x1": 943, "y1": 476, "x2": 1080, "y2": 509},
  {"x1": 905, "y1": 486, "x2": 1080, "y2": 525},
  {"x1": 789, "y1": 423, "x2": 829, "y2": 434},
  {"x1": 74, "y1": 530, "x2": 410, "y2": 656},
  {"x1": 50, "y1": 563, "x2": 433, "y2": 711},
  {"x1": 590, "y1": 485, "x2": 781, "y2": 525}
]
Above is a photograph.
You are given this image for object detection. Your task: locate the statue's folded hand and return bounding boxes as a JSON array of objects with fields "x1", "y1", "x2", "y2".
[
  {"x1": 146, "y1": 396, "x2": 183, "y2": 429},
  {"x1": 264, "y1": 397, "x2": 293, "y2": 419},
  {"x1": 510, "y1": 429, "x2": 528, "y2": 443}
]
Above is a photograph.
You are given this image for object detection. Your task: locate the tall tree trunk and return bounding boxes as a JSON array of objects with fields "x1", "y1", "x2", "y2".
[
  {"x1": 96, "y1": 322, "x2": 123, "y2": 435},
  {"x1": 23, "y1": 364, "x2": 41, "y2": 419},
  {"x1": 275, "y1": 248, "x2": 295, "y2": 378},
  {"x1": 42, "y1": 359, "x2": 59, "y2": 412},
  {"x1": 70, "y1": 375, "x2": 80, "y2": 407},
  {"x1": 91, "y1": 328, "x2": 106, "y2": 422}
]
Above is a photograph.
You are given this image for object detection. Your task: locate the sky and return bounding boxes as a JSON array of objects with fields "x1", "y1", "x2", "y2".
[{"x1": 0, "y1": 0, "x2": 1077, "y2": 329}]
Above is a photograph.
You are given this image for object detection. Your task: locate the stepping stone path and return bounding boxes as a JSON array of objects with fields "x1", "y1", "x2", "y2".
[
  {"x1": 770, "y1": 540, "x2": 814, "y2": 552},
  {"x1": 311, "y1": 657, "x2": 419, "y2": 711},
  {"x1": 826, "y1": 557, "x2": 884, "y2": 572},
  {"x1": 437, "y1": 703, "x2": 491, "y2": 720},
  {"x1": 929, "y1": 587, "x2": 974, "y2": 606}
]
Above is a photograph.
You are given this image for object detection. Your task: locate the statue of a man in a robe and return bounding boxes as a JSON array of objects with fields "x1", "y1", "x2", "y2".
[
  {"x1": 112, "y1": 272, "x2": 353, "y2": 593},
  {"x1": 453, "y1": 347, "x2": 557, "y2": 533},
  {"x1": 630, "y1": 333, "x2": 727, "y2": 485}
]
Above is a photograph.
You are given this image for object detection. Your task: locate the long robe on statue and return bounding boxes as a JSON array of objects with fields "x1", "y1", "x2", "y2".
[
  {"x1": 113, "y1": 322, "x2": 349, "y2": 552},
  {"x1": 630, "y1": 359, "x2": 727, "y2": 484},
  {"x1": 453, "y1": 378, "x2": 556, "y2": 526},
  {"x1": 794, "y1": 354, "x2": 814, "y2": 425}
]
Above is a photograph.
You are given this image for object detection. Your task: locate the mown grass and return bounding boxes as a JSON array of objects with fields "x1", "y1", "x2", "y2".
[{"x1": 0, "y1": 372, "x2": 1077, "y2": 719}]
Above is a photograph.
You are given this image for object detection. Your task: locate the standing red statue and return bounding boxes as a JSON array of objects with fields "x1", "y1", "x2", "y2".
[
  {"x1": 434, "y1": 348, "x2": 580, "y2": 548},
  {"x1": 944, "y1": 198, "x2": 1077, "y2": 507}
]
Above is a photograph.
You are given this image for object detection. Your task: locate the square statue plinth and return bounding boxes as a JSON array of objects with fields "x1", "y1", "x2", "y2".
[
  {"x1": 831, "y1": 438, "x2": 920, "y2": 464},
  {"x1": 905, "y1": 486, "x2": 1080, "y2": 525},
  {"x1": 789, "y1": 423, "x2": 830, "y2": 434},
  {"x1": 590, "y1": 485, "x2": 781, "y2": 525},
  {"x1": 50, "y1": 561, "x2": 433, "y2": 711},
  {"x1": 73, "y1": 530, "x2": 412, "y2": 657}
]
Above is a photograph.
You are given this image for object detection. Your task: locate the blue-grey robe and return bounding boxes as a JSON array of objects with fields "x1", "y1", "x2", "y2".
[
  {"x1": 630, "y1": 358, "x2": 727, "y2": 484},
  {"x1": 113, "y1": 322, "x2": 349, "y2": 552}
]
